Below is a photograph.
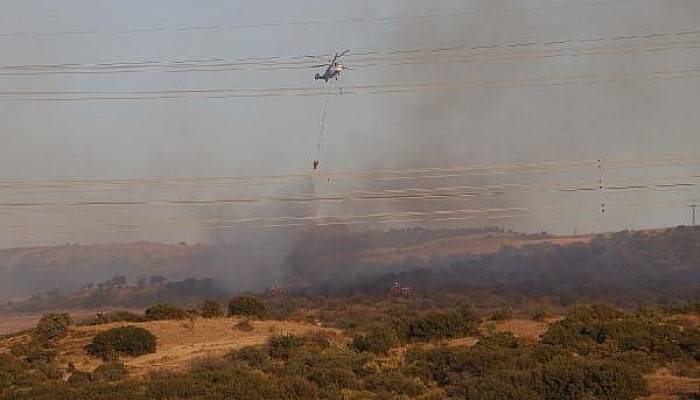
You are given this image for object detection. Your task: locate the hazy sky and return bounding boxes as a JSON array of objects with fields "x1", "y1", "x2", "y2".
[{"x1": 2, "y1": 0, "x2": 700, "y2": 246}]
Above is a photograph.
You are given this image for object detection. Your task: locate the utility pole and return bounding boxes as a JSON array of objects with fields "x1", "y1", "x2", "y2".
[{"x1": 691, "y1": 205, "x2": 697, "y2": 226}]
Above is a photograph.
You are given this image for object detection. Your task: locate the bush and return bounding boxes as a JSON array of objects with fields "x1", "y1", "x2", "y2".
[
  {"x1": 583, "y1": 360, "x2": 648, "y2": 399},
  {"x1": 11, "y1": 341, "x2": 58, "y2": 363},
  {"x1": 93, "y1": 361, "x2": 127, "y2": 382},
  {"x1": 35, "y1": 313, "x2": 72, "y2": 341},
  {"x1": 491, "y1": 306, "x2": 514, "y2": 321},
  {"x1": 85, "y1": 326, "x2": 157, "y2": 358},
  {"x1": 145, "y1": 303, "x2": 186, "y2": 321},
  {"x1": 352, "y1": 327, "x2": 398, "y2": 354},
  {"x1": 364, "y1": 370, "x2": 427, "y2": 396},
  {"x1": 277, "y1": 375, "x2": 320, "y2": 400},
  {"x1": 268, "y1": 333, "x2": 303, "y2": 359},
  {"x1": 409, "y1": 308, "x2": 479, "y2": 341},
  {"x1": 228, "y1": 346, "x2": 271, "y2": 370},
  {"x1": 228, "y1": 295, "x2": 267, "y2": 319},
  {"x1": 78, "y1": 311, "x2": 147, "y2": 326},
  {"x1": 529, "y1": 304, "x2": 555, "y2": 321},
  {"x1": 200, "y1": 299, "x2": 223, "y2": 318}
]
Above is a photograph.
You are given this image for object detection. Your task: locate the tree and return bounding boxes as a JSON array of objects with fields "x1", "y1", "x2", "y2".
[
  {"x1": 228, "y1": 295, "x2": 267, "y2": 319},
  {"x1": 145, "y1": 303, "x2": 186, "y2": 320},
  {"x1": 200, "y1": 299, "x2": 223, "y2": 318},
  {"x1": 85, "y1": 326, "x2": 157, "y2": 359},
  {"x1": 35, "y1": 313, "x2": 72, "y2": 342}
]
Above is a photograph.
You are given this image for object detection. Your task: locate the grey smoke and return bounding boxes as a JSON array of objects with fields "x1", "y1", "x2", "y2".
[{"x1": 1, "y1": 1, "x2": 700, "y2": 295}]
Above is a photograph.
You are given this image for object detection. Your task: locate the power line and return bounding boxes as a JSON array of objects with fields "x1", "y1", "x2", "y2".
[
  {"x1": 2, "y1": 154, "x2": 699, "y2": 190},
  {"x1": 3, "y1": 65, "x2": 700, "y2": 102},
  {"x1": 3, "y1": 197, "x2": 695, "y2": 235},
  {"x1": 0, "y1": 0, "x2": 667, "y2": 39},
  {"x1": 1, "y1": 173, "x2": 699, "y2": 210},
  {"x1": 2, "y1": 28, "x2": 700, "y2": 76}
]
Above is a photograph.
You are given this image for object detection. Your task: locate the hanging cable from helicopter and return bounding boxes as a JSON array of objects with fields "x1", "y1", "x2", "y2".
[
  {"x1": 313, "y1": 97, "x2": 331, "y2": 171},
  {"x1": 310, "y1": 49, "x2": 352, "y2": 171}
]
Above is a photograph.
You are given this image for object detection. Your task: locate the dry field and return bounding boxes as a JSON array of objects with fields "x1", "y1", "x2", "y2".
[
  {"x1": 355, "y1": 232, "x2": 593, "y2": 264},
  {"x1": 641, "y1": 368, "x2": 699, "y2": 399},
  {"x1": 55, "y1": 318, "x2": 338, "y2": 376},
  {"x1": 2, "y1": 313, "x2": 697, "y2": 399},
  {"x1": 0, "y1": 309, "x2": 140, "y2": 336},
  {"x1": 493, "y1": 318, "x2": 557, "y2": 340}
]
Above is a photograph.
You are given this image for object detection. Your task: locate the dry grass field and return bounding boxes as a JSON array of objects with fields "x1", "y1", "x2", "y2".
[
  {"x1": 54, "y1": 318, "x2": 338, "y2": 376},
  {"x1": 0, "y1": 308, "x2": 141, "y2": 335},
  {"x1": 641, "y1": 368, "x2": 699, "y2": 399},
  {"x1": 355, "y1": 232, "x2": 593, "y2": 264},
  {"x1": 2, "y1": 313, "x2": 697, "y2": 399}
]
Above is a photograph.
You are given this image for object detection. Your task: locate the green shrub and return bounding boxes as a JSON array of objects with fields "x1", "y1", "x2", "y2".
[
  {"x1": 352, "y1": 327, "x2": 397, "y2": 354},
  {"x1": 491, "y1": 306, "x2": 514, "y2": 321},
  {"x1": 11, "y1": 341, "x2": 58, "y2": 363},
  {"x1": 409, "y1": 309, "x2": 478, "y2": 341},
  {"x1": 364, "y1": 370, "x2": 427, "y2": 396},
  {"x1": 269, "y1": 333, "x2": 303, "y2": 359},
  {"x1": 228, "y1": 346, "x2": 271, "y2": 370},
  {"x1": 457, "y1": 374, "x2": 541, "y2": 400},
  {"x1": 583, "y1": 359, "x2": 648, "y2": 399},
  {"x1": 200, "y1": 299, "x2": 223, "y2": 318},
  {"x1": 85, "y1": 326, "x2": 157, "y2": 358},
  {"x1": 529, "y1": 303, "x2": 556, "y2": 321},
  {"x1": 277, "y1": 375, "x2": 320, "y2": 400},
  {"x1": 35, "y1": 313, "x2": 71, "y2": 341},
  {"x1": 305, "y1": 331, "x2": 332, "y2": 350},
  {"x1": 144, "y1": 303, "x2": 186, "y2": 320},
  {"x1": 679, "y1": 328, "x2": 700, "y2": 360},
  {"x1": 228, "y1": 295, "x2": 267, "y2": 319},
  {"x1": 147, "y1": 373, "x2": 203, "y2": 399}
]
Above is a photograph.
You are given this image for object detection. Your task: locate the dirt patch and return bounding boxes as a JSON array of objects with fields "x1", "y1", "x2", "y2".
[
  {"x1": 56, "y1": 317, "x2": 338, "y2": 376},
  {"x1": 667, "y1": 313, "x2": 700, "y2": 331},
  {"x1": 642, "y1": 368, "x2": 700, "y2": 399},
  {"x1": 494, "y1": 318, "x2": 557, "y2": 341},
  {"x1": 0, "y1": 315, "x2": 43, "y2": 336}
]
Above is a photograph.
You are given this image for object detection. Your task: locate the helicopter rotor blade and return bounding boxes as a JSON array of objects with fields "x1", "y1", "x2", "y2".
[
  {"x1": 338, "y1": 49, "x2": 351, "y2": 58},
  {"x1": 309, "y1": 64, "x2": 330, "y2": 68}
]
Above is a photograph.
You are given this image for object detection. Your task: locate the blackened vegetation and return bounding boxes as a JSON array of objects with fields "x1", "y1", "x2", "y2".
[{"x1": 294, "y1": 226, "x2": 700, "y2": 306}]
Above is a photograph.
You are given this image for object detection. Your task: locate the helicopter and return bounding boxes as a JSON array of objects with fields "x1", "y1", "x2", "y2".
[{"x1": 312, "y1": 49, "x2": 351, "y2": 82}]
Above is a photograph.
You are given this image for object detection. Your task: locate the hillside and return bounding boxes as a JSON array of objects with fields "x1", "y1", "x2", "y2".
[
  {"x1": 0, "y1": 227, "x2": 573, "y2": 302},
  {"x1": 0, "y1": 242, "x2": 213, "y2": 301},
  {"x1": 2, "y1": 226, "x2": 699, "y2": 312},
  {"x1": 1, "y1": 308, "x2": 697, "y2": 399}
]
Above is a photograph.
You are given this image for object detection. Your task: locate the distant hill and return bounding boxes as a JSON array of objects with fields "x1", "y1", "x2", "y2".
[
  {"x1": 302, "y1": 226, "x2": 700, "y2": 306},
  {"x1": 2, "y1": 226, "x2": 696, "y2": 308},
  {"x1": 0, "y1": 227, "x2": 511, "y2": 301},
  {"x1": 0, "y1": 242, "x2": 214, "y2": 301}
]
